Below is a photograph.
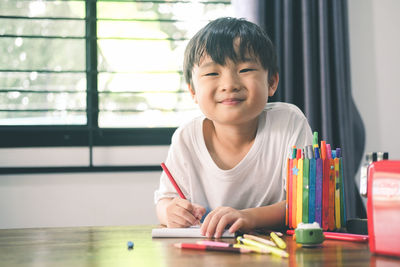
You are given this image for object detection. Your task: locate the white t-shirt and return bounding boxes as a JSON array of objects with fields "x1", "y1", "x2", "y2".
[{"x1": 154, "y1": 102, "x2": 313, "y2": 211}]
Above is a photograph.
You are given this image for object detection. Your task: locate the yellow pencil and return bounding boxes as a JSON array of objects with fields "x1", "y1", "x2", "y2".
[
  {"x1": 270, "y1": 232, "x2": 287, "y2": 249},
  {"x1": 243, "y1": 234, "x2": 276, "y2": 247},
  {"x1": 237, "y1": 237, "x2": 288, "y2": 258},
  {"x1": 296, "y1": 157, "x2": 303, "y2": 227},
  {"x1": 233, "y1": 244, "x2": 270, "y2": 254}
]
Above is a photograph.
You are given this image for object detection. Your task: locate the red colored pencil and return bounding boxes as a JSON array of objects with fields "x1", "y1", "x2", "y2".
[
  {"x1": 161, "y1": 162, "x2": 186, "y2": 199},
  {"x1": 174, "y1": 243, "x2": 251, "y2": 253},
  {"x1": 286, "y1": 230, "x2": 368, "y2": 242},
  {"x1": 328, "y1": 158, "x2": 336, "y2": 231},
  {"x1": 323, "y1": 232, "x2": 368, "y2": 242}
]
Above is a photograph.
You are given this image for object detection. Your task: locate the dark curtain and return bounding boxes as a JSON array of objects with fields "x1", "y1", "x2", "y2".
[{"x1": 234, "y1": 0, "x2": 366, "y2": 220}]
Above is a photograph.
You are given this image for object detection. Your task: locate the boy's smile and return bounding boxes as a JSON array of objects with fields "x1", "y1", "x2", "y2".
[{"x1": 218, "y1": 97, "x2": 244, "y2": 105}]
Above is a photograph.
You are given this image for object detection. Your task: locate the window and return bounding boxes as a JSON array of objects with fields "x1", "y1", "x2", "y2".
[{"x1": 0, "y1": 0, "x2": 232, "y2": 147}]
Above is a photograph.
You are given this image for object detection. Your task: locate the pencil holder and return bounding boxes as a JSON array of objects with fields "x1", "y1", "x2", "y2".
[{"x1": 285, "y1": 132, "x2": 346, "y2": 231}]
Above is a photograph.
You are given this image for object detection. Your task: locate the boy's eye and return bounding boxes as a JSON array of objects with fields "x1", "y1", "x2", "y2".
[
  {"x1": 240, "y1": 68, "x2": 255, "y2": 73},
  {"x1": 205, "y1": 72, "x2": 218, "y2": 76}
]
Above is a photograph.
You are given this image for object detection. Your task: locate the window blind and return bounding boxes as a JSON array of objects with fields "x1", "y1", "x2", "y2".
[{"x1": 0, "y1": 0, "x2": 232, "y2": 147}]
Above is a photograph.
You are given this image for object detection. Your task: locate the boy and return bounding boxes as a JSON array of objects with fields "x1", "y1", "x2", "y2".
[{"x1": 154, "y1": 17, "x2": 312, "y2": 238}]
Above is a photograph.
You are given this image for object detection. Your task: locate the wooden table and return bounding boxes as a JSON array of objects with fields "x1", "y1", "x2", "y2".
[{"x1": 0, "y1": 225, "x2": 399, "y2": 266}]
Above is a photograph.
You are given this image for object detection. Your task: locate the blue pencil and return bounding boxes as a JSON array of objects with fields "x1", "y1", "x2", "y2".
[{"x1": 309, "y1": 154, "x2": 316, "y2": 223}]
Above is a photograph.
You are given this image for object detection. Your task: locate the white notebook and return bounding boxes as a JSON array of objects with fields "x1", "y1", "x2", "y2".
[{"x1": 151, "y1": 226, "x2": 235, "y2": 238}]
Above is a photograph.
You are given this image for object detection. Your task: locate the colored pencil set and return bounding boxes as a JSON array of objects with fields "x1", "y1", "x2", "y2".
[
  {"x1": 174, "y1": 233, "x2": 289, "y2": 257},
  {"x1": 285, "y1": 132, "x2": 346, "y2": 231}
]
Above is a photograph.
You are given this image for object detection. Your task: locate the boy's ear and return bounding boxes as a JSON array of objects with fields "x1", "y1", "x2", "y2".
[
  {"x1": 188, "y1": 83, "x2": 198, "y2": 103},
  {"x1": 268, "y1": 73, "x2": 279, "y2": 97}
]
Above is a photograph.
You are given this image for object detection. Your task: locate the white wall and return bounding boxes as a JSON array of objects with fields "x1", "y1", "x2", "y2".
[
  {"x1": 349, "y1": 0, "x2": 400, "y2": 160},
  {"x1": 0, "y1": 171, "x2": 160, "y2": 229},
  {"x1": 348, "y1": 0, "x2": 400, "y2": 205},
  {"x1": 0, "y1": 146, "x2": 168, "y2": 229}
]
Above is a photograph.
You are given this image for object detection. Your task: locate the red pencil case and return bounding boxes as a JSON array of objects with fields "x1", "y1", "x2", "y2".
[{"x1": 367, "y1": 160, "x2": 400, "y2": 257}]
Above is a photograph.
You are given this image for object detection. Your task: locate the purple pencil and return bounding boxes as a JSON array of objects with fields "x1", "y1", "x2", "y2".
[{"x1": 315, "y1": 148, "x2": 323, "y2": 226}]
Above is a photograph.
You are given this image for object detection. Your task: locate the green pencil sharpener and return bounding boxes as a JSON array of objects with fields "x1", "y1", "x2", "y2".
[{"x1": 294, "y1": 222, "x2": 324, "y2": 247}]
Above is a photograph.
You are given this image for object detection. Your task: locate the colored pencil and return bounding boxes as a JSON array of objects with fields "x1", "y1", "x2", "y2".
[
  {"x1": 174, "y1": 243, "x2": 251, "y2": 253},
  {"x1": 302, "y1": 155, "x2": 310, "y2": 224},
  {"x1": 334, "y1": 157, "x2": 341, "y2": 229},
  {"x1": 322, "y1": 158, "x2": 330, "y2": 231},
  {"x1": 233, "y1": 244, "x2": 270, "y2": 254},
  {"x1": 286, "y1": 230, "x2": 368, "y2": 243},
  {"x1": 243, "y1": 234, "x2": 276, "y2": 247},
  {"x1": 339, "y1": 157, "x2": 347, "y2": 225},
  {"x1": 270, "y1": 232, "x2": 287, "y2": 249},
  {"x1": 237, "y1": 237, "x2": 288, "y2": 258},
  {"x1": 286, "y1": 158, "x2": 290, "y2": 227},
  {"x1": 288, "y1": 158, "x2": 293, "y2": 228},
  {"x1": 296, "y1": 155, "x2": 304, "y2": 227},
  {"x1": 292, "y1": 158, "x2": 299, "y2": 228},
  {"x1": 197, "y1": 240, "x2": 233, "y2": 247},
  {"x1": 328, "y1": 158, "x2": 336, "y2": 231},
  {"x1": 308, "y1": 156, "x2": 316, "y2": 223},
  {"x1": 315, "y1": 148, "x2": 323, "y2": 227},
  {"x1": 161, "y1": 162, "x2": 186, "y2": 199}
]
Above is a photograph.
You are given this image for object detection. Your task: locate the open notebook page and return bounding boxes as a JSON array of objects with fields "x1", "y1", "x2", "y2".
[{"x1": 151, "y1": 226, "x2": 235, "y2": 238}]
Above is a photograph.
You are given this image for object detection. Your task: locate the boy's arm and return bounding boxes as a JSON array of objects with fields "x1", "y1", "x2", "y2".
[
  {"x1": 200, "y1": 200, "x2": 286, "y2": 238},
  {"x1": 156, "y1": 197, "x2": 206, "y2": 228},
  {"x1": 242, "y1": 200, "x2": 286, "y2": 229}
]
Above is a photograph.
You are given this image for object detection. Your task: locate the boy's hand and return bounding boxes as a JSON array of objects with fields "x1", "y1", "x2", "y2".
[
  {"x1": 200, "y1": 207, "x2": 254, "y2": 238},
  {"x1": 165, "y1": 197, "x2": 206, "y2": 228}
]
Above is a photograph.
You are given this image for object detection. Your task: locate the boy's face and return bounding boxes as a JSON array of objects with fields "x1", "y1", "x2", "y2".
[{"x1": 189, "y1": 49, "x2": 278, "y2": 126}]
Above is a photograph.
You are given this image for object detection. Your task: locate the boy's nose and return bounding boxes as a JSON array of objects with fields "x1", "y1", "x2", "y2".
[{"x1": 220, "y1": 72, "x2": 241, "y2": 92}]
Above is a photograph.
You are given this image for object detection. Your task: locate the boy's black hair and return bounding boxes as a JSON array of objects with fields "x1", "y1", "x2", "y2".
[{"x1": 183, "y1": 17, "x2": 278, "y2": 88}]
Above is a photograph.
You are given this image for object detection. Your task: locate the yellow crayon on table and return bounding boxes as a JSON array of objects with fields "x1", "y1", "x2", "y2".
[
  {"x1": 243, "y1": 234, "x2": 276, "y2": 247},
  {"x1": 233, "y1": 244, "x2": 270, "y2": 254},
  {"x1": 237, "y1": 237, "x2": 288, "y2": 258},
  {"x1": 270, "y1": 232, "x2": 287, "y2": 249}
]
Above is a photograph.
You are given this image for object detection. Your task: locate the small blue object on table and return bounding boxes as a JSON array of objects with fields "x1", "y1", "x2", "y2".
[{"x1": 127, "y1": 241, "x2": 134, "y2": 249}]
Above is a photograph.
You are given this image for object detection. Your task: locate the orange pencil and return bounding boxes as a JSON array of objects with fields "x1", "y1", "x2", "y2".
[{"x1": 320, "y1": 141, "x2": 327, "y2": 160}]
